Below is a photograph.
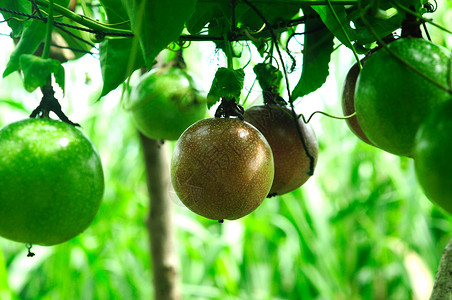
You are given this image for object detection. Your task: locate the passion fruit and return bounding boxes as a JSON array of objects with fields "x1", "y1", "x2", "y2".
[
  {"x1": 354, "y1": 38, "x2": 451, "y2": 157},
  {"x1": 171, "y1": 117, "x2": 274, "y2": 221},
  {"x1": 244, "y1": 104, "x2": 318, "y2": 196}
]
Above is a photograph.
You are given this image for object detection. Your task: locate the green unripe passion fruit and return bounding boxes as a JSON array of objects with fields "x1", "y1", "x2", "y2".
[
  {"x1": 127, "y1": 66, "x2": 207, "y2": 140},
  {"x1": 0, "y1": 118, "x2": 104, "y2": 246},
  {"x1": 414, "y1": 100, "x2": 452, "y2": 214},
  {"x1": 355, "y1": 38, "x2": 451, "y2": 157}
]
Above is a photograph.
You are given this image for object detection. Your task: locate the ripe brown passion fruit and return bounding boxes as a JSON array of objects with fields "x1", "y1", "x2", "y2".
[
  {"x1": 170, "y1": 117, "x2": 274, "y2": 221},
  {"x1": 244, "y1": 104, "x2": 318, "y2": 196}
]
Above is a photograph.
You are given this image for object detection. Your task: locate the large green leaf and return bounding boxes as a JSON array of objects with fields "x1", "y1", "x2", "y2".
[
  {"x1": 121, "y1": 0, "x2": 197, "y2": 68},
  {"x1": 3, "y1": 19, "x2": 46, "y2": 78},
  {"x1": 292, "y1": 8, "x2": 334, "y2": 99},
  {"x1": 313, "y1": 5, "x2": 355, "y2": 49},
  {"x1": 186, "y1": 2, "x2": 220, "y2": 34},
  {"x1": 352, "y1": 13, "x2": 403, "y2": 45},
  {"x1": 253, "y1": 63, "x2": 283, "y2": 92},
  {"x1": 99, "y1": 0, "x2": 144, "y2": 97},
  {"x1": 207, "y1": 68, "x2": 245, "y2": 107},
  {"x1": 19, "y1": 55, "x2": 65, "y2": 92},
  {"x1": 0, "y1": 0, "x2": 31, "y2": 37},
  {"x1": 99, "y1": 38, "x2": 144, "y2": 97}
]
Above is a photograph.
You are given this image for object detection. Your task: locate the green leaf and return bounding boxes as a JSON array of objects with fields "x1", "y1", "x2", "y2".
[
  {"x1": 122, "y1": 0, "x2": 197, "y2": 68},
  {"x1": 0, "y1": 99, "x2": 29, "y2": 113},
  {"x1": 99, "y1": 0, "x2": 144, "y2": 97},
  {"x1": 0, "y1": 0, "x2": 31, "y2": 37},
  {"x1": 235, "y1": 2, "x2": 301, "y2": 32},
  {"x1": 292, "y1": 8, "x2": 334, "y2": 99},
  {"x1": 253, "y1": 63, "x2": 283, "y2": 92},
  {"x1": 19, "y1": 55, "x2": 65, "y2": 93},
  {"x1": 186, "y1": 2, "x2": 216, "y2": 34},
  {"x1": 352, "y1": 13, "x2": 403, "y2": 45},
  {"x1": 3, "y1": 19, "x2": 46, "y2": 78},
  {"x1": 99, "y1": 38, "x2": 144, "y2": 97},
  {"x1": 312, "y1": 5, "x2": 355, "y2": 49},
  {"x1": 207, "y1": 68, "x2": 245, "y2": 108}
]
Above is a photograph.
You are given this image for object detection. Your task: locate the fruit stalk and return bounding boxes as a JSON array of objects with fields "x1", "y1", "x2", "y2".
[
  {"x1": 42, "y1": 0, "x2": 54, "y2": 59},
  {"x1": 140, "y1": 135, "x2": 181, "y2": 300}
]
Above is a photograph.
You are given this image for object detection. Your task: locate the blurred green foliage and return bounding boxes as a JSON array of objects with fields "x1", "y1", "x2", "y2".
[
  {"x1": 0, "y1": 1, "x2": 451, "y2": 299},
  {"x1": 0, "y1": 63, "x2": 451, "y2": 299}
]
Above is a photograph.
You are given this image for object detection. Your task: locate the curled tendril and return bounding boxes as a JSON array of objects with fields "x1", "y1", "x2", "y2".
[
  {"x1": 298, "y1": 110, "x2": 356, "y2": 124},
  {"x1": 168, "y1": 40, "x2": 191, "y2": 51},
  {"x1": 424, "y1": 0, "x2": 437, "y2": 13}
]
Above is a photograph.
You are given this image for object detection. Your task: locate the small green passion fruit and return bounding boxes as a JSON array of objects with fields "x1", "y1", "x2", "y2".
[
  {"x1": 171, "y1": 117, "x2": 274, "y2": 221},
  {"x1": 0, "y1": 118, "x2": 104, "y2": 246},
  {"x1": 127, "y1": 66, "x2": 207, "y2": 140},
  {"x1": 244, "y1": 104, "x2": 318, "y2": 196},
  {"x1": 414, "y1": 100, "x2": 452, "y2": 214},
  {"x1": 354, "y1": 38, "x2": 451, "y2": 157}
]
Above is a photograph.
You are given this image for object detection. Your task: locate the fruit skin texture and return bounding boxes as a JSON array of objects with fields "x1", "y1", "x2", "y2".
[
  {"x1": 341, "y1": 62, "x2": 373, "y2": 145},
  {"x1": 171, "y1": 118, "x2": 274, "y2": 220},
  {"x1": 244, "y1": 105, "x2": 318, "y2": 195},
  {"x1": 0, "y1": 119, "x2": 104, "y2": 246},
  {"x1": 354, "y1": 38, "x2": 451, "y2": 157},
  {"x1": 128, "y1": 67, "x2": 207, "y2": 140},
  {"x1": 414, "y1": 100, "x2": 452, "y2": 214}
]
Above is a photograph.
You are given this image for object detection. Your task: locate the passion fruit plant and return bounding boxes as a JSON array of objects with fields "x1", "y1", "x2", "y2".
[{"x1": 0, "y1": 0, "x2": 451, "y2": 299}]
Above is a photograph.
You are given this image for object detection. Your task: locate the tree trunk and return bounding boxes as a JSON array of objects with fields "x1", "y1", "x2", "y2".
[
  {"x1": 430, "y1": 236, "x2": 452, "y2": 300},
  {"x1": 140, "y1": 134, "x2": 181, "y2": 300}
]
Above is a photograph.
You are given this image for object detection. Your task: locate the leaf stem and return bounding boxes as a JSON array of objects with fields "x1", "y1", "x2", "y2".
[
  {"x1": 42, "y1": 0, "x2": 54, "y2": 59},
  {"x1": 224, "y1": 31, "x2": 234, "y2": 69}
]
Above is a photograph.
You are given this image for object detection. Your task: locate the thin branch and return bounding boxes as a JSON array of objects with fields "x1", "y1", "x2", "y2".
[{"x1": 33, "y1": 0, "x2": 132, "y2": 35}]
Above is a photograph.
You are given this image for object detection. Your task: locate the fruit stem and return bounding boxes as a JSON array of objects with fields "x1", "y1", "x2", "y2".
[
  {"x1": 224, "y1": 33, "x2": 234, "y2": 69},
  {"x1": 359, "y1": 7, "x2": 452, "y2": 95},
  {"x1": 173, "y1": 50, "x2": 187, "y2": 69},
  {"x1": 388, "y1": 0, "x2": 452, "y2": 35},
  {"x1": 26, "y1": 243, "x2": 35, "y2": 257},
  {"x1": 30, "y1": 84, "x2": 80, "y2": 126},
  {"x1": 214, "y1": 98, "x2": 245, "y2": 119},
  {"x1": 400, "y1": 5, "x2": 423, "y2": 38},
  {"x1": 42, "y1": 0, "x2": 54, "y2": 60},
  {"x1": 262, "y1": 90, "x2": 287, "y2": 106}
]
